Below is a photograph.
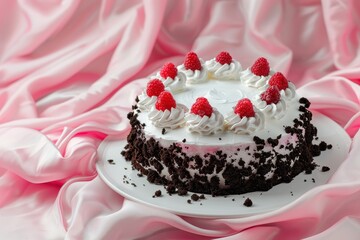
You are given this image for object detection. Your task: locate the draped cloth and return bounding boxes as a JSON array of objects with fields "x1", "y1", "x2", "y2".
[{"x1": 0, "y1": 0, "x2": 359, "y2": 239}]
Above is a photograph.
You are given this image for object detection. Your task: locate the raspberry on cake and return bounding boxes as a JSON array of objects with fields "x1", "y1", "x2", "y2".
[
  {"x1": 146, "y1": 79, "x2": 165, "y2": 97},
  {"x1": 137, "y1": 79, "x2": 165, "y2": 111},
  {"x1": 157, "y1": 62, "x2": 187, "y2": 92},
  {"x1": 251, "y1": 57, "x2": 270, "y2": 76},
  {"x1": 190, "y1": 97, "x2": 213, "y2": 117},
  {"x1": 267, "y1": 72, "x2": 297, "y2": 101},
  {"x1": 260, "y1": 86, "x2": 280, "y2": 105},
  {"x1": 186, "y1": 97, "x2": 224, "y2": 135},
  {"x1": 226, "y1": 98, "x2": 264, "y2": 134},
  {"x1": 122, "y1": 52, "x2": 331, "y2": 196},
  {"x1": 269, "y1": 72, "x2": 288, "y2": 90},
  {"x1": 205, "y1": 51, "x2": 242, "y2": 79},
  {"x1": 184, "y1": 51, "x2": 202, "y2": 71},
  {"x1": 148, "y1": 91, "x2": 187, "y2": 129},
  {"x1": 160, "y1": 63, "x2": 178, "y2": 79},
  {"x1": 255, "y1": 86, "x2": 286, "y2": 119},
  {"x1": 155, "y1": 91, "x2": 176, "y2": 111},
  {"x1": 178, "y1": 51, "x2": 208, "y2": 84},
  {"x1": 240, "y1": 57, "x2": 273, "y2": 88},
  {"x1": 216, "y1": 51, "x2": 232, "y2": 65},
  {"x1": 234, "y1": 98, "x2": 255, "y2": 118}
]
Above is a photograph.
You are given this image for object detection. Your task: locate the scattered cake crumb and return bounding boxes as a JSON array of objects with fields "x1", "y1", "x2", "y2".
[
  {"x1": 177, "y1": 188, "x2": 188, "y2": 196},
  {"x1": 243, "y1": 198, "x2": 253, "y2": 207},
  {"x1": 199, "y1": 194, "x2": 205, "y2": 199},
  {"x1": 191, "y1": 194, "x2": 200, "y2": 201},
  {"x1": 137, "y1": 173, "x2": 143, "y2": 177},
  {"x1": 153, "y1": 190, "x2": 162, "y2": 198},
  {"x1": 107, "y1": 159, "x2": 115, "y2": 165},
  {"x1": 219, "y1": 138, "x2": 222, "y2": 140},
  {"x1": 304, "y1": 179, "x2": 307, "y2": 182},
  {"x1": 187, "y1": 199, "x2": 191, "y2": 204},
  {"x1": 327, "y1": 144, "x2": 333, "y2": 149},
  {"x1": 162, "y1": 128, "x2": 166, "y2": 135},
  {"x1": 312, "y1": 178, "x2": 316, "y2": 183},
  {"x1": 232, "y1": 198, "x2": 235, "y2": 201},
  {"x1": 321, "y1": 166, "x2": 330, "y2": 172},
  {"x1": 182, "y1": 138, "x2": 186, "y2": 143}
]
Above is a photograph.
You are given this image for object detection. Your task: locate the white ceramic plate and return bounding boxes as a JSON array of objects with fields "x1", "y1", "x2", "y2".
[{"x1": 96, "y1": 113, "x2": 351, "y2": 218}]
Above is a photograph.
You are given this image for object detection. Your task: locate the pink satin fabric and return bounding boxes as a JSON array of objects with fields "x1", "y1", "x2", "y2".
[{"x1": 0, "y1": 0, "x2": 359, "y2": 239}]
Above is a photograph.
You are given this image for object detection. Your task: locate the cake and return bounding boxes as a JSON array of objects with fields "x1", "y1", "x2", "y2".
[{"x1": 121, "y1": 51, "x2": 330, "y2": 196}]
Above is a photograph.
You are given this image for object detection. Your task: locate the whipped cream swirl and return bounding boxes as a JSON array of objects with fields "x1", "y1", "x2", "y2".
[
  {"x1": 177, "y1": 59, "x2": 208, "y2": 84},
  {"x1": 185, "y1": 108, "x2": 224, "y2": 135},
  {"x1": 280, "y1": 82, "x2": 296, "y2": 101},
  {"x1": 240, "y1": 68, "x2": 274, "y2": 88},
  {"x1": 258, "y1": 81, "x2": 297, "y2": 101},
  {"x1": 205, "y1": 59, "x2": 242, "y2": 80},
  {"x1": 137, "y1": 92, "x2": 157, "y2": 111},
  {"x1": 156, "y1": 72, "x2": 186, "y2": 93},
  {"x1": 148, "y1": 104, "x2": 187, "y2": 129},
  {"x1": 225, "y1": 110, "x2": 264, "y2": 135},
  {"x1": 253, "y1": 95, "x2": 286, "y2": 119}
]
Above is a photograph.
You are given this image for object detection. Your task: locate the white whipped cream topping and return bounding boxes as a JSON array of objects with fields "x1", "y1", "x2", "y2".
[
  {"x1": 137, "y1": 91, "x2": 157, "y2": 111},
  {"x1": 185, "y1": 108, "x2": 224, "y2": 135},
  {"x1": 177, "y1": 58, "x2": 208, "y2": 84},
  {"x1": 205, "y1": 58, "x2": 242, "y2": 80},
  {"x1": 225, "y1": 110, "x2": 264, "y2": 134},
  {"x1": 280, "y1": 82, "x2": 296, "y2": 101},
  {"x1": 240, "y1": 68, "x2": 274, "y2": 88},
  {"x1": 148, "y1": 104, "x2": 187, "y2": 129},
  {"x1": 156, "y1": 72, "x2": 187, "y2": 93},
  {"x1": 258, "y1": 81, "x2": 297, "y2": 101},
  {"x1": 204, "y1": 88, "x2": 242, "y2": 104},
  {"x1": 253, "y1": 95, "x2": 287, "y2": 119}
]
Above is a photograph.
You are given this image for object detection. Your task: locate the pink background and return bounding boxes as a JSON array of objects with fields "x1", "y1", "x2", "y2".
[{"x1": 0, "y1": 0, "x2": 359, "y2": 239}]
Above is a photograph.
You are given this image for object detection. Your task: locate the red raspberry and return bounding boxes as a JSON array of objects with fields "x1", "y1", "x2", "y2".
[
  {"x1": 260, "y1": 86, "x2": 281, "y2": 104},
  {"x1": 146, "y1": 79, "x2": 165, "y2": 97},
  {"x1": 155, "y1": 91, "x2": 176, "y2": 111},
  {"x1": 234, "y1": 98, "x2": 255, "y2": 118},
  {"x1": 160, "y1": 62, "x2": 178, "y2": 79},
  {"x1": 190, "y1": 97, "x2": 213, "y2": 117},
  {"x1": 184, "y1": 51, "x2": 202, "y2": 71},
  {"x1": 268, "y1": 72, "x2": 289, "y2": 90},
  {"x1": 216, "y1": 51, "x2": 232, "y2": 65},
  {"x1": 251, "y1": 57, "x2": 270, "y2": 76}
]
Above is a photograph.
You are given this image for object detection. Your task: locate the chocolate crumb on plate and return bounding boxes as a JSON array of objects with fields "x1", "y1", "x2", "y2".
[
  {"x1": 153, "y1": 190, "x2": 162, "y2": 197},
  {"x1": 191, "y1": 194, "x2": 200, "y2": 201},
  {"x1": 243, "y1": 198, "x2": 253, "y2": 207},
  {"x1": 321, "y1": 166, "x2": 330, "y2": 172},
  {"x1": 162, "y1": 128, "x2": 166, "y2": 135},
  {"x1": 187, "y1": 199, "x2": 191, "y2": 204},
  {"x1": 107, "y1": 159, "x2": 115, "y2": 165}
]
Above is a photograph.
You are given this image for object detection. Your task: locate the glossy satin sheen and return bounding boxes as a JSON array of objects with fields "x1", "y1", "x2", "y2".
[{"x1": 0, "y1": 0, "x2": 360, "y2": 239}]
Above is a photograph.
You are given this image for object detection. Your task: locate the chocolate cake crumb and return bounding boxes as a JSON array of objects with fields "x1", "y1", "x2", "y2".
[
  {"x1": 155, "y1": 190, "x2": 162, "y2": 197},
  {"x1": 177, "y1": 188, "x2": 188, "y2": 196},
  {"x1": 232, "y1": 198, "x2": 235, "y2": 201},
  {"x1": 191, "y1": 194, "x2": 200, "y2": 201},
  {"x1": 187, "y1": 199, "x2": 191, "y2": 204},
  {"x1": 107, "y1": 159, "x2": 115, "y2": 165},
  {"x1": 327, "y1": 144, "x2": 333, "y2": 149},
  {"x1": 319, "y1": 141, "x2": 327, "y2": 151},
  {"x1": 137, "y1": 173, "x2": 143, "y2": 177},
  {"x1": 182, "y1": 138, "x2": 186, "y2": 143},
  {"x1": 219, "y1": 138, "x2": 222, "y2": 140},
  {"x1": 304, "y1": 179, "x2": 307, "y2": 182},
  {"x1": 162, "y1": 128, "x2": 166, "y2": 135},
  {"x1": 321, "y1": 166, "x2": 330, "y2": 172},
  {"x1": 135, "y1": 96, "x2": 139, "y2": 103},
  {"x1": 199, "y1": 194, "x2": 205, "y2": 199},
  {"x1": 131, "y1": 183, "x2": 137, "y2": 187},
  {"x1": 312, "y1": 178, "x2": 316, "y2": 183},
  {"x1": 243, "y1": 198, "x2": 253, "y2": 207}
]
